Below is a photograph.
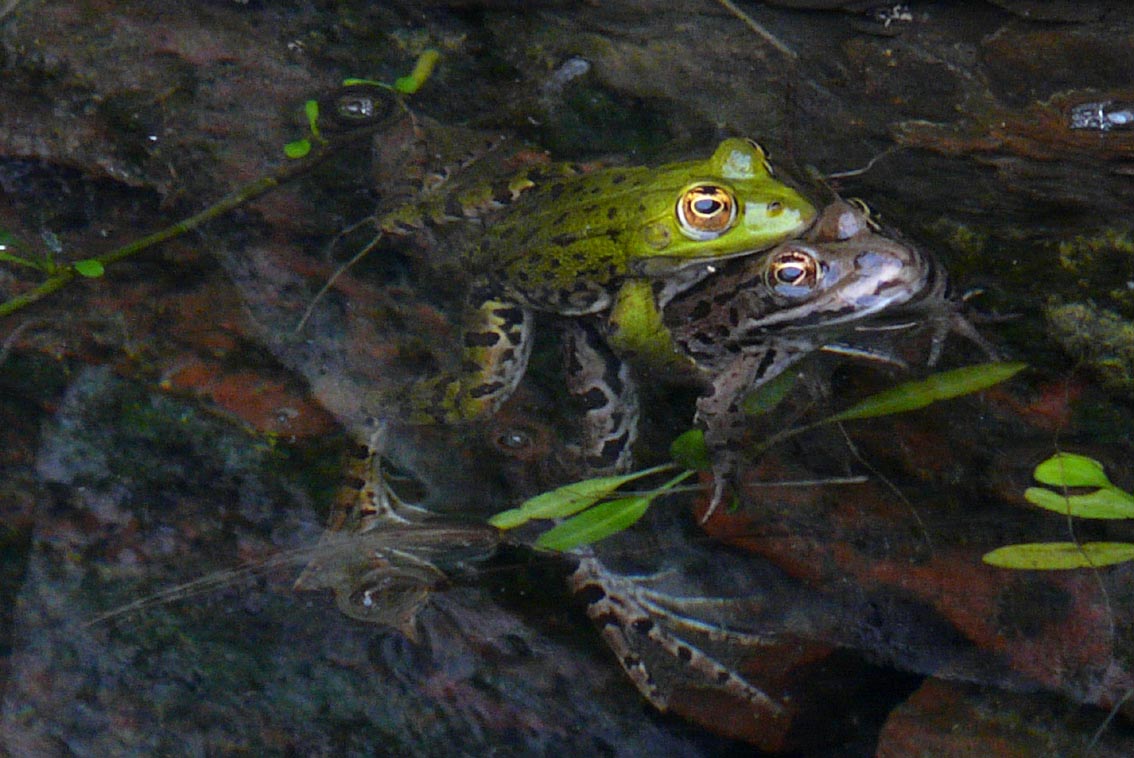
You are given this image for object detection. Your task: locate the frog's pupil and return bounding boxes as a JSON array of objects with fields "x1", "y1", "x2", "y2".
[
  {"x1": 778, "y1": 266, "x2": 804, "y2": 283},
  {"x1": 498, "y1": 430, "x2": 530, "y2": 449},
  {"x1": 694, "y1": 198, "x2": 722, "y2": 215}
]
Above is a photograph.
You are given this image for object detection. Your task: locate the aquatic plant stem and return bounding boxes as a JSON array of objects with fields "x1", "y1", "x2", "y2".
[
  {"x1": 0, "y1": 121, "x2": 394, "y2": 319},
  {"x1": 712, "y1": 0, "x2": 798, "y2": 60}
]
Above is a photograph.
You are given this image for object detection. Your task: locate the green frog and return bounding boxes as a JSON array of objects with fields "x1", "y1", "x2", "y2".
[{"x1": 385, "y1": 138, "x2": 817, "y2": 449}]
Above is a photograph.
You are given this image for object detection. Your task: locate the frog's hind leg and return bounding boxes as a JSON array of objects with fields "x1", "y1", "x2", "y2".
[
  {"x1": 571, "y1": 553, "x2": 783, "y2": 714},
  {"x1": 563, "y1": 321, "x2": 641, "y2": 475},
  {"x1": 409, "y1": 286, "x2": 533, "y2": 425},
  {"x1": 295, "y1": 423, "x2": 501, "y2": 641}
]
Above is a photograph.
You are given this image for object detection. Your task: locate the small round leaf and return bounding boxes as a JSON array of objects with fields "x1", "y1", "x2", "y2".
[{"x1": 73, "y1": 259, "x2": 105, "y2": 278}]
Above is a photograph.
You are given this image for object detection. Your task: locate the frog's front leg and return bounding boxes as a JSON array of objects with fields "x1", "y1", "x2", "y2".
[
  {"x1": 606, "y1": 279, "x2": 688, "y2": 371},
  {"x1": 409, "y1": 284, "x2": 533, "y2": 425},
  {"x1": 696, "y1": 343, "x2": 810, "y2": 519},
  {"x1": 563, "y1": 321, "x2": 640, "y2": 474}
]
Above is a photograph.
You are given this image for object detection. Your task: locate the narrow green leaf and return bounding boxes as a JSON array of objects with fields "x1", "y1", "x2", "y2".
[
  {"x1": 1074, "y1": 487, "x2": 1134, "y2": 518},
  {"x1": 284, "y1": 139, "x2": 312, "y2": 159},
  {"x1": 394, "y1": 49, "x2": 440, "y2": 94},
  {"x1": 919, "y1": 361, "x2": 1028, "y2": 399},
  {"x1": 1024, "y1": 486, "x2": 1134, "y2": 519},
  {"x1": 341, "y1": 78, "x2": 391, "y2": 88},
  {"x1": 517, "y1": 478, "x2": 620, "y2": 519},
  {"x1": 1033, "y1": 453, "x2": 1112, "y2": 488},
  {"x1": 304, "y1": 99, "x2": 321, "y2": 138},
  {"x1": 825, "y1": 378, "x2": 932, "y2": 421},
  {"x1": 827, "y1": 361, "x2": 1027, "y2": 422},
  {"x1": 517, "y1": 469, "x2": 656, "y2": 520},
  {"x1": 741, "y1": 368, "x2": 797, "y2": 416},
  {"x1": 487, "y1": 508, "x2": 528, "y2": 530},
  {"x1": 535, "y1": 496, "x2": 651, "y2": 552},
  {"x1": 1022, "y1": 487, "x2": 1071, "y2": 514},
  {"x1": 982, "y1": 541, "x2": 1134, "y2": 569},
  {"x1": 73, "y1": 259, "x2": 105, "y2": 278},
  {"x1": 670, "y1": 429, "x2": 710, "y2": 471}
]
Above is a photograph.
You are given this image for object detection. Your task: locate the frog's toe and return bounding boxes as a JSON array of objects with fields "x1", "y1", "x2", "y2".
[{"x1": 699, "y1": 473, "x2": 732, "y2": 524}]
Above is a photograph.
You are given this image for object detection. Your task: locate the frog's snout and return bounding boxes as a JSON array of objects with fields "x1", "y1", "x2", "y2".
[
  {"x1": 853, "y1": 248, "x2": 920, "y2": 296},
  {"x1": 854, "y1": 249, "x2": 904, "y2": 275}
]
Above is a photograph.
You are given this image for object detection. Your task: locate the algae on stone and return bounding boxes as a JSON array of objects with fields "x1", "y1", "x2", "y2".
[{"x1": 1046, "y1": 299, "x2": 1134, "y2": 393}]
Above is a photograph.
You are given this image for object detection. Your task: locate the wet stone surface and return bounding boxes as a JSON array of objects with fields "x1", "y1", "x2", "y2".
[{"x1": 2, "y1": 1, "x2": 1134, "y2": 755}]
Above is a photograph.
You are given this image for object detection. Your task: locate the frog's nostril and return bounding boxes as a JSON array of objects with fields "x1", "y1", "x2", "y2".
[{"x1": 767, "y1": 201, "x2": 783, "y2": 216}]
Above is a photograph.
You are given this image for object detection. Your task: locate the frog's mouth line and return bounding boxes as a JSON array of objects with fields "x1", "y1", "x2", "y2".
[
  {"x1": 741, "y1": 283, "x2": 927, "y2": 335},
  {"x1": 630, "y1": 246, "x2": 771, "y2": 277}
]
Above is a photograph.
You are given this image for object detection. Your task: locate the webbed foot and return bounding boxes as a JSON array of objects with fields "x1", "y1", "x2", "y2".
[{"x1": 570, "y1": 553, "x2": 784, "y2": 714}]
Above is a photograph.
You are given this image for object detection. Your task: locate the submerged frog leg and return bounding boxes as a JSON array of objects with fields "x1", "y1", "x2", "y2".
[
  {"x1": 563, "y1": 321, "x2": 641, "y2": 474},
  {"x1": 570, "y1": 554, "x2": 784, "y2": 714},
  {"x1": 330, "y1": 559, "x2": 444, "y2": 643},
  {"x1": 409, "y1": 285, "x2": 533, "y2": 425},
  {"x1": 296, "y1": 428, "x2": 436, "y2": 621},
  {"x1": 696, "y1": 343, "x2": 811, "y2": 521},
  {"x1": 296, "y1": 425, "x2": 500, "y2": 641},
  {"x1": 930, "y1": 308, "x2": 1001, "y2": 365},
  {"x1": 607, "y1": 572, "x2": 777, "y2": 646},
  {"x1": 295, "y1": 425, "x2": 421, "y2": 593},
  {"x1": 821, "y1": 341, "x2": 910, "y2": 369}
]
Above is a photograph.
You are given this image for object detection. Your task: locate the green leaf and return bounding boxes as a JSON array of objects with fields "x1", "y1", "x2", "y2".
[
  {"x1": 284, "y1": 139, "x2": 312, "y2": 159},
  {"x1": 489, "y1": 467, "x2": 663, "y2": 529},
  {"x1": 741, "y1": 368, "x2": 797, "y2": 416},
  {"x1": 535, "y1": 496, "x2": 651, "y2": 552},
  {"x1": 827, "y1": 361, "x2": 1027, "y2": 422},
  {"x1": 982, "y1": 541, "x2": 1134, "y2": 569},
  {"x1": 486, "y1": 508, "x2": 528, "y2": 530},
  {"x1": 341, "y1": 78, "x2": 391, "y2": 88},
  {"x1": 304, "y1": 99, "x2": 321, "y2": 138},
  {"x1": 393, "y1": 49, "x2": 440, "y2": 94},
  {"x1": 73, "y1": 259, "x2": 105, "y2": 278},
  {"x1": 1033, "y1": 453, "x2": 1112, "y2": 488},
  {"x1": 1024, "y1": 486, "x2": 1134, "y2": 519},
  {"x1": 670, "y1": 429, "x2": 710, "y2": 471}
]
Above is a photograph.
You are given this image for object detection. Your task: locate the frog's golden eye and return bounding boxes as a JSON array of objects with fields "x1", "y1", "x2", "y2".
[
  {"x1": 768, "y1": 249, "x2": 821, "y2": 290},
  {"x1": 676, "y1": 184, "x2": 738, "y2": 241}
]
